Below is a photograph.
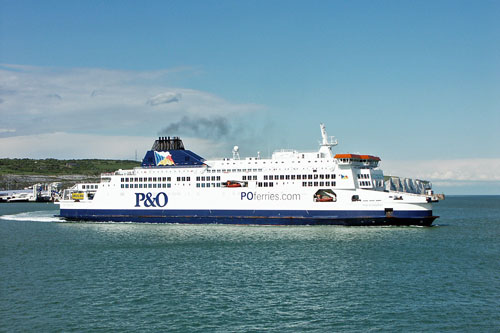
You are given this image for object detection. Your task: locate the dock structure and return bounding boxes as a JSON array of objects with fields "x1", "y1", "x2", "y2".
[{"x1": 0, "y1": 182, "x2": 61, "y2": 202}]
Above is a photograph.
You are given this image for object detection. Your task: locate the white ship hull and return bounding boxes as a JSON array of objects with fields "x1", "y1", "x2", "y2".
[
  {"x1": 59, "y1": 125, "x2": 440, "y2": 226},
  {"x1": 60, "y1": 189, "x2": 436, "y2": 226}
]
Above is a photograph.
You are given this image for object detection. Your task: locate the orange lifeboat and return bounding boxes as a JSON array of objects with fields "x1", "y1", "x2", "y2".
[{"x1": 315, "y1": 194, "x2": 334, "y2": 202}]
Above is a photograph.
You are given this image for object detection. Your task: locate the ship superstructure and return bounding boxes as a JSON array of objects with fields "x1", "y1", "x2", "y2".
[{"x1": 58, "y1": 124, "x2": 442, "y2": 226}]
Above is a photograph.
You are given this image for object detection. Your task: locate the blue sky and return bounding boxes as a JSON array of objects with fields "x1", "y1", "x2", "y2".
[{"x1": 0, "y1": 0, "x2": 499, "y2": 194}]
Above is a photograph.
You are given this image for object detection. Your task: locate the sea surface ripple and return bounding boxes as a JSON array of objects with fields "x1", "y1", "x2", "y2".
[{"x1": 1, "y1": 197, "x2": 499, "y2": 332}]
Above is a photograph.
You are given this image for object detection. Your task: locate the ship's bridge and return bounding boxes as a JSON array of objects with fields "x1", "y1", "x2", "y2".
[{"x1": 334, "y1": 153, "x2": 380, "y2": 168}]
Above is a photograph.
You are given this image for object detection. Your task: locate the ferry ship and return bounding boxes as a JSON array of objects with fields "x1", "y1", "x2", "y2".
[{"x1": 58, "y1": 124, "x2": 442, "y2": 226}]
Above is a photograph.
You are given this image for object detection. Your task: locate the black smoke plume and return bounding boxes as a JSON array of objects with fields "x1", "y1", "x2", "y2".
[{"x1": 159, "y1": 116, "x2": 231, "y2": 139}]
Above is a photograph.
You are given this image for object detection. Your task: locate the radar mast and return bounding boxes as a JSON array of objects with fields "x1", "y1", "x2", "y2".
[{"x1": 319, "y1": 123, "x2": 338, "y2": 158}]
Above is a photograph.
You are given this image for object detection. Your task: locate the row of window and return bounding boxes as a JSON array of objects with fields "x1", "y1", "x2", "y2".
[
  {"x1": 196, "y1": 183, "x2": 221, "y2": 188},
  {"x1": 206, "y1": 168, "x2": 263, "y2": 173},
  {"x1": 120, "y1": 174, "x2": 341, "y2": 184},
  {"x1": 118, "y1": 180, "x2": 349, "y2": 189},
  {"x1": 82, "y1": 184, "x2": 98, "y2": 189},
  {"x1": 196, "y1": 176, "x2": 222, "y2": 181},
  {"x1": 121, "y1": 183, "x2": 172, "y2": 189},
  {"x1": 256, "y1": 182, "x2": 275, "y2": 187},
  {"x1": 359, "y1": 181, "x2": 372, "y2": 187},
  {"x1": 302, "y1": 181, "x2": 336, "y2": 187},
  {"x1": 120, "y1": 176, "x2": 197, "y2": 183},
  {"x1": 357, "y1": 174, "x2": 370, "y2": 179},
  {"x1": 215, "y1": 157, "x2": 332, "y2": 165},
  {"x1": 119, "y1": 180, "x2": 344, "y2": 189},
  {"x1": 263, "y1": 174, "x2": 336, "y2": 181},
  {"x1": 121, "y1": 177, "x2": 171, "y2": 182},
  {"x1": 256, "y1": 181, "x2": 338, "y2": 187}
]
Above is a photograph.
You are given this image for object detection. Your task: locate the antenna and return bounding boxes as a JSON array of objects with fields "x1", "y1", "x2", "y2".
[
  {"x1": 319, "y1": 123, "x2": 338, "y2": 148},
  {"x1": 319, "y1": 123, "x2": 338, "y2": 158},
  {"x1": 232, "y1": 146, "x2": 240, "y2": 160},
  {"x1": 320, "y1": 123, "x2": 329, "y2": 145}
]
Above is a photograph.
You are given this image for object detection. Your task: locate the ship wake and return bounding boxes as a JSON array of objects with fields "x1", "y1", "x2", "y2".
[{"x1": 0, "y1": 210, "x2": 64, "y2": 223}]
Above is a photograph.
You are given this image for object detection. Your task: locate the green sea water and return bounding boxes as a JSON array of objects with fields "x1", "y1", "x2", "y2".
[{"x1": 1, "y1": 196, "x2": 499, "y2": 332}]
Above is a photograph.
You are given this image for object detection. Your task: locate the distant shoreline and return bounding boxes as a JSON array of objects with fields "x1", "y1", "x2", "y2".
[{"x1": 0, "y1": 158, "x2": 140, "y2": 190}]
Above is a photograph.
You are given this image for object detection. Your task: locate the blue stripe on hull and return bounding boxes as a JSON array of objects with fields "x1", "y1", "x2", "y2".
[{"x1": 60, "y1": 209, "x2": 436, "y2": 226}]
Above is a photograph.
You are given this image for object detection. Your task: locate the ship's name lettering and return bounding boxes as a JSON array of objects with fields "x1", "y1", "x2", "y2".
[
  {"x1": 134, "y1": 192, "x2": 168, "y2": 207},
  {"x1": 241, "y1": 192, "x2": 301, "y2": 201}
]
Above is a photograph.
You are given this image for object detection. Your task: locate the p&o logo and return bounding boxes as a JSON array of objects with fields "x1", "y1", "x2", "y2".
[{"x1": 135, "y1": 192, "x2": 168, "y2": 208}]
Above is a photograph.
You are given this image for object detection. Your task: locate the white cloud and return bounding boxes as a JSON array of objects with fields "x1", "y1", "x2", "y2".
[
  {"x1": 382, "y1": 158, "x2": 500, "y2": 181},
  {"x1": 0, "y1": 128, "x2": 16, "y2": 134},
  {"x1": 147, "y1": 92, "x2": 181, "y2": 105},
  {"x1": 0, "y1": 64, "x2": 264, "y2": 139}
]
